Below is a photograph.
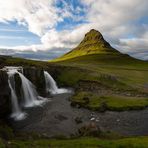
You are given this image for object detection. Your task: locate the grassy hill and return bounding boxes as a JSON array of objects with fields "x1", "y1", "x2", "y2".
[{"x1": 53, "y1": 29, "x2": 120, "y2": 62}]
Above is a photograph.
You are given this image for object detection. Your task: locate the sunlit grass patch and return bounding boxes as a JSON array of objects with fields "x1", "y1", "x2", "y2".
[{"x1": 71, "y1": 91, "x2": 148, "y2": 111}]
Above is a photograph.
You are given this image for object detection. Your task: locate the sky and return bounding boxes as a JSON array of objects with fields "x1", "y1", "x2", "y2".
[{"x1": 0, "y1": 0, "x2": 148, "y2": 60}]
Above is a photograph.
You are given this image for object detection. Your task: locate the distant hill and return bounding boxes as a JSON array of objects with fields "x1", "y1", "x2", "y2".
[{"x1": 53, "y1": 29, "x2": 121, "y2": 61}]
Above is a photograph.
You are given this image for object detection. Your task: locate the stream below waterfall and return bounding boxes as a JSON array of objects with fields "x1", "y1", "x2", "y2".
[{"x1": 10, "y1": 92, "x2": 148, "y2": 137}]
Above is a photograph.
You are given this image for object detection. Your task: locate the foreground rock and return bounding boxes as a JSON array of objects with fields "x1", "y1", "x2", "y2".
[{"x1": 0, "y1": 71, "x2": 10, "y2": 118}]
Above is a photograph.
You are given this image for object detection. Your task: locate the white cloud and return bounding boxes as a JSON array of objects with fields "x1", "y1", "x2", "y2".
[
  {"x1": 0, "y1": 0, "x2": 60, "y2": 36},
  {"x1": 0, "y1": 28, "x2": 25, "y2": 32},
  {"x1": 0, "y1": 44, "x2": 43, "y2": 52},
  {"x1": 0, "y1": 35, "x2": 26, "y2": 39},
  {"x1": 0, "y1": 0, "x2": 148, "y2": 60},
  {"x1": 119, "y1": 38, "x2": 148, "y2": 52}
]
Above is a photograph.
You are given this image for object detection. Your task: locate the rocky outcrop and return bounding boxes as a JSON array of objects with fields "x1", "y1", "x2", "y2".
[
  {"x1": 78, "y1": 29, "x2": 111, "y2": 49},
  {"x1": 23, "y1": 67, "x2": 46, "y2": 96},
  {"x1": 0, "y1": 71, "x2": 10, "y2": 118},
  {"x1": 45, "y1": 65, "x2": 63, "y2": 80},
  {"x1": 14, "y1": 73, "x2": 22, "y2": 100}
]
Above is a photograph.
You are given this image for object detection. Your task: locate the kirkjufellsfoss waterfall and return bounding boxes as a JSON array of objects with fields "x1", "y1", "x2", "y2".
[
  {"x1": 5, "y1": 67, "x2": 47, "y2": 121},
  {"x1": 44, "y1": 71, "x2": 70, "y2": 95},
  {"x1": 2, "y1": 67, "x2": 70, "y2": 121}
]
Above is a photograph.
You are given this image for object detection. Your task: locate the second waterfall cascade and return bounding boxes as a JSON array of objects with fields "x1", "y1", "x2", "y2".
[{"x1": 44, "y1": 71, "x2": 70, "y2": 95}]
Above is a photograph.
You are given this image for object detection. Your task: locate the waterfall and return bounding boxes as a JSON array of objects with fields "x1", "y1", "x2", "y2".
[
  {"x1": 17, "y1": 72, "x2": 45, "y2": 107},
  {"x1": 44, "y1": 71, "x2": 70, "y2": 95},
  {"x1": 4, "y1": 66, "x2": 47, "y2": 121},
  {"x1": 7, "y1": 70, "x2": 26, "y2": 121}
]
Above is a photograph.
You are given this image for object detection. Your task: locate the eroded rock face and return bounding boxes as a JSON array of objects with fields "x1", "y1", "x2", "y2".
[
  {"x1": 23, "y1": 67, "x2": 46, "y2": 96},
  {"x1": 0, "y1": 71, "x2": 11, "y2": 118}
]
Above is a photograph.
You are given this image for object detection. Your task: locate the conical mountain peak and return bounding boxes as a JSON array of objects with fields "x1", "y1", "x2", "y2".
[
  {"x1": 79, "y1": 29, "x2": 111, "y2": 48},
  {"x1": 84, "y1": 29, "x2": 104, "y2": 41},
  {"x1": 55, "y1": 29, "x2": 120, "y2": 61}
]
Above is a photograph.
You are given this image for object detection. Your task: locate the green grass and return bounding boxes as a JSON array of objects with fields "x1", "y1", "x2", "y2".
[
  {"x1": 55, "y1": 65, "x2": 137, "y2": 92},
  {"x1": 52, "y1": 54, "x2": 148, "y2": 92},
  {"x1": 71, "y1": 92, "x2": 148, "y2": 111},
  {"x1": 57, "y1": 68, "x2": 89, "y2": 86},
  {"x1": 0, "y1": 56, "x2": 50, "y2": 69},
  {"x1": 3, "y1": 137, "x2": 148, "y2": 148}
]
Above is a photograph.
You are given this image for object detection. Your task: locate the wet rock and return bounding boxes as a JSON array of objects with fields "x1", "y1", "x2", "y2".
[
  {"x1": 55, "y1": 114, "x2": 68, "y2": 121},
  {"x1": 14, "y1": 73, "x2": 22, "y2": 100},
  {"x1": 75, "y1": 117, "x2": 83, "y2": 124},
  {"x1": 99, "y1": 102, "x2": 107, "y2": 112},
  {"x1": 96, "y1": 118, "x2": 100, "y2": 122},
  {"x1": 0, "y1": 70, "x2": 11, "y2": 118},
  {"x1": 76, "y1": 104, "x2": 81, "y2": 108},
  {"x1": 78, "y1": 121, "x2": 101, "y2": 136},
  {"x1": 70, "y1": 102, "x2": 81, "y2": 108},
  {"x1": 23, "y1": 67, "x2": 46, "y2": 96}
]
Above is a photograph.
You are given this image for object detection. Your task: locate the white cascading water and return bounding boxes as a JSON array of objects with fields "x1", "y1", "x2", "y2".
[
  {"x1": 4, "y1": 66, "x2": 47, "y2": 121},
  {"x1": 7, "y1": 70, "x2": 26, "y2": 121},
  {"x1": 17, "y1": 72, "x2": 45, "y2": 107},
  {"x1": 44, "y1": 71, "x2": 70, "y2": 95}
]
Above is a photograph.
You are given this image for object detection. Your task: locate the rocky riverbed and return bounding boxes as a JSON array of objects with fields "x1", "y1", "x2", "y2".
[{"x1": 10, "y1": 92, "x2": 148, "y2": 137}]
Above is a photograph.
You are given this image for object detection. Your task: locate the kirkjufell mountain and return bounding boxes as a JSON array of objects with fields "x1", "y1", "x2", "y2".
[{"x1": 55, "y1": 29, "x2": 120, "y2": 61}]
